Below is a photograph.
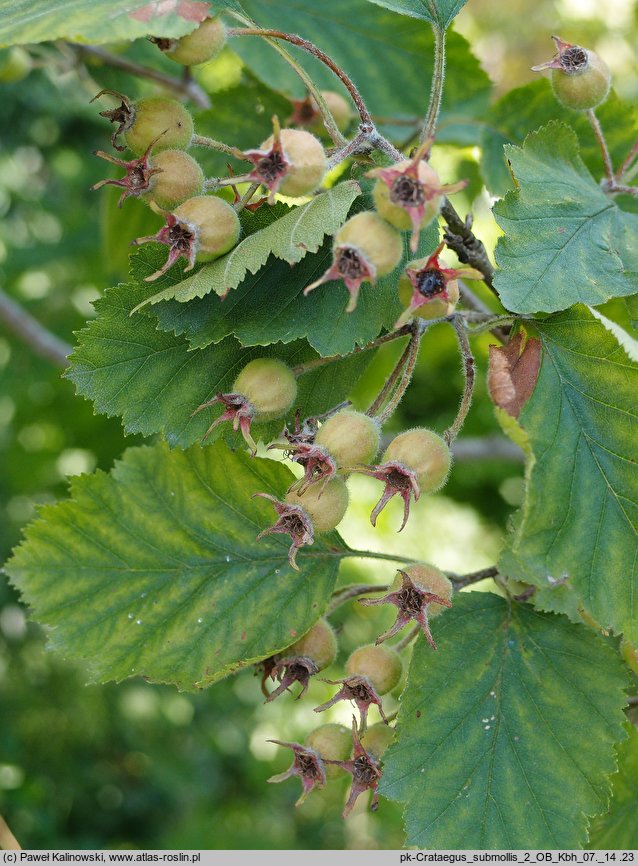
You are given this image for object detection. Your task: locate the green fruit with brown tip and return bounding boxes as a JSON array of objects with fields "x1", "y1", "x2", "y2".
[
  {"x1": 142, "y1": 149, "x2": 204, "y2": 209},
  {"x1": 260, "y1": 128, "x2": 327, "y2": 197},
  {"x1": 335, "y1": 211, "x2": 403, "y2": 280},
  {"x1": 232, "y1": 358, "x2": 297, "y2": 421},
  {"x1": 345, "y1": 644, "x2": 402, "y2": 695},
  {"x1": 551, "y1": 47, "x2": 610, "y2": 111},
  {"x1": 285, "y1": 477, "x2": 349, "y2": 533},
  {"x1": 373, "y1": 160, "x2": 441, "y2": 233},
  {"x1": 287, "y1": 619, "x2": 337, "y2": 671},
  {"x1": 360, "y1": 723, "x2": 395, "y2": 759},
  {"x1": 164, "y1": 17, "x2": 226, "y2": 66},
  {"x1": 172, "y1": 195, "x2": 240, "y2": 262},
  {"x1": 315, "y1": 410, "x2": 380, "y2": 469},
  {"x1": 383, "y1": 428, "x2": 452, "y2": 493},
  {"x1": 393, "y1": 563, "x2": 453, "y2": 618},
  {"x1": 305, "y1": 724, "x2": 351, "y2": 778},
  {"x1": 125, "y1": 97, "x2": 194, "y2": 155},
  {"x1": 398, "y1": 266, "x2": 460, "y2": 320}
]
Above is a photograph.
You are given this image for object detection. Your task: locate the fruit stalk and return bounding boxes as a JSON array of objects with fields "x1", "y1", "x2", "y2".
[
  {"x1": 420, "y1": 25, "x2": 446, "y2": 146},
  {"x1": 374, "y1": 325, "x2": 424, "y2": 424},
  {"x1": 586, "y1": 109, "x2": 614, "y2": 184},
  {"x1": 444, "y1": 315, "x2": 475, "y2": 445}
]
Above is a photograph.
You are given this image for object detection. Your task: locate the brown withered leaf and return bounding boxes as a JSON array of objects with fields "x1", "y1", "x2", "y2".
[{"x1": 488, "y1": 333, "x2": 541, "y2": 418}]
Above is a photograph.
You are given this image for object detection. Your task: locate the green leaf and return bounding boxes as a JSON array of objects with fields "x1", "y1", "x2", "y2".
[
  {"x1": 64, "y1": 272, "x2": 373, "y2": 446},
  {"x1": 381, "y1": 592, "x2": 629, "y2": 848},
  {"x1": 493, "y1": 122, "x2": 638, "y2": 314},
  {"x1": 137, "y1": 182, "x2": 361, "y2": 307},
  {"x1": 500, "y1": 307, "x2": 638, "y2": 643},
  {"x1": 589, "y1": 724, "x2": 638, "y2": 849},
  {"x1": 5, "y1": 440, "x2": 346, "y2": 689},
  {"x1": 363, "y1": 0, "x2": 467, "y2": 30},
  {"x1": 0, "y1": 0, "x2": 211, "y2": 47},
  {"x1": 234, "y1": 1, "x2": 491, "y2": 145},
  {"x1": 481, "y1": 81, "x2": 638, "y2": 197}
]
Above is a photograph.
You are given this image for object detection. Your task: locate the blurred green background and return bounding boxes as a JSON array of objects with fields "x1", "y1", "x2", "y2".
[{"x1": 0, "y1": 0, "x2": 635, "y2": 849}]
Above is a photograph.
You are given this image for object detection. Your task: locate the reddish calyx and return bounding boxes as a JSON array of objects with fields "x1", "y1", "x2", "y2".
[
  {"x1": 360, "y1": 569, "x2": 452, "y2": 649},
  {"x1": 267, "y1": 740, "x2": 327, "y2": 806},
  {"x1": 242, "y1": 117, "x2": 291, "y2": 202},
  {"x1": 304, "y1": 245, "x2": 376, "y2": 314},
  {"x1": 264, "y1": 655, "x2": 320, "y2": 703},
  {"x1": 314, "y1": 674, "x2": 387, "y2": 731},
  {"x1": 368, "y1": 142, "x2": 465, "y2": 252},
  {"x1": 351, "y1": 461, "x2": 420, "y2": 532},
  {"x1": 395, "y1": 242, "x2": 484, "y2": 328},
  {"x1": 133, "y1": 209, "x2": 198, "y2": 281},
  {"x1": 91, "y1": 137, "x2": 163, "y2": 208},
  {"x1": 324, "y1": 717, "x2": 382, "y2": 817},
  {"x1": 90, "y1": 88, "x2": 133, "y2": 151},
  {"x1": 269, "y1": 442, "x2": 337, "y2": 496},
  {"x1": 253, "y1": 493, "x2": 314, "y2": 571},
  {"x1": 531, "y1": 35, "x2": 588, "y2": 73}
]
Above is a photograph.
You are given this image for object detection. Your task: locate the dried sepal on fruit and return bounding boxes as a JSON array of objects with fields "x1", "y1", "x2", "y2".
[
  {"x1": 253, "y1": 493, "x2": 314, "y2": 571},
  {"x1": 133, "y1": 195, "x2": 240, "y2": 280},
  {"x1": 532, "y1": 36, "x2": 611, "y2": 111},
  {"x1": 243, "y1": 117, "x2": 327, "y2": 201},
  {"x1": 304, "y1": 211, "x2": 403, "y2": 313},
  {"x1": 305, "y1": 724, "x2": 352, "y2": 779},
  {"x1": 193, "y1": 358, "x2": 297, "y2": 453},
  {"x1": 92, "y1": 142, "x2": 204, "y2": 209},
  {"x1": 285, "y1": 477, "x2": 349, "y2": 534},
  {"x1": 91, "y1": 89, "x2": 194, "y2": 154},
  {"x1": 265, "y1": 619, "x2": 337, "y2": 702},
  {"x1": 368, "y1": 141, "x2": 466, "y2": 252},
  {"x1": 314, "y1": 673, "x2": 388, "y2": 730},
  {"x1": 324, "y1": 717, "x2": 382, "y2": 817},
  {"x1": 360, "y1": 566, "x2": 452, "y2": 648},
  {"x1": 270, "y1": 442, "x2": 337, "y2": 496},
  {"x1": 352, "y1": 428, "x2": 452, "y2": 530},
  {"x1": 395, "y1": 242, "x2": 484, "y2": 327},
  {"x1": 267, "y1": 740, "x2": 327, "y2": 806}
]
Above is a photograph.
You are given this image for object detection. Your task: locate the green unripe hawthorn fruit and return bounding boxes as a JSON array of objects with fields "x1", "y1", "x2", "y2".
[
  {"x1": 172, "y1": 195, "x2": 240, "y2": 262},
  {"x1": 310, "y1": 91, "x2": 353, "y2": 134},
  {"x1": 125, "y1": 97, "x2": 194, "y2": 155},
  {"x1": 142, "y1": 149, "x2": 204, "y2": 209},
  {"x1": 398, "y1": 265, "x2": 460, "y2": 320},
  {"x1": 315, "y1": 410, "x2": 380, "y2": 469},
  {"x1": 373, "y1": 160, "x2": 441, "y2": 233},
  {"x1": 392, "y1": 563, "x2": 453, "y2": 618},
  {"x1": 383, "y1": 428, "x2": 452, "y2": 493},
  {"x1": 260, "y1": 128, "x2": 327, "y2": 197},
  {"x1": 287, "y1": 618, "x2": 337, "y2": 671},
  {"x1": 232, "y1": 358, "x2": 297, "y2": 421},
  {"x1": 305, "y1": 724, "x2": 351, "y2": 778},
  {"x1": 360, "y1": 723, "x2": 395, "y2": 759},
  {"x1": 551, "y1": 49, "x2": 610, "y2": 110},
  {"x1": 286, "y1": 477, "x2": 349, "y2": 533},
  {"x1": 164, "y1": 17, "x2": 226, "y2": 66},
  {"x1": 336, "y1": 212, "x2": 403, "y2": 281},
  {"x1": 0, "y1": 47, "x2": 32, "y2": 83},
  {"x1": 346, "y1": 644, "x2": 402, "y2": 695}
]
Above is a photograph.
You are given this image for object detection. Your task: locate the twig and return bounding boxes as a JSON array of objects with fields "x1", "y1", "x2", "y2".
[
  {"x1": 0, "y1": 813, "x2": 21, "y2": 851},
  {"x1": 451, "y1": 436, "x2": 524, "y2": 462},
  {"x1": 234, "y1": 182, "x2": 261, "y2": 213},
  {"x1": 444, "y1": 316, "x2": 475, "y2": 445},
  {"x1": 420, "y1": 26, "x2": 446, "y2": 145},
  {"x1": 327, "y1": 129, "x2": 374, "y2": 169},
  {"x1": 447, "y1": 565, "x2": 498, "y2": 588},
  {"x1": 192, "y1": 134, "x2": 247, "y2": 159},
  {"x1": 441, "y1": 200, "x2": 495, "y2": 290},
  {"x1": 326, "y1": 583, "x2": 390, "y2": 614},
  {"x1": 587, "y1": 109, "x2": 614, "y2": 184},
  {"x1": 457, "y1": 281, "x2": 509, "y2": 343},
  {"x1": 616, "y1": 137, "x2": 638, "y2": 181},
  {"x1": 603, "y1": 182, "x2": 638, "y2": 198},
  {"x1": 374, "y1": 324, "x2": 423, "y2": 424},
  {"x1": 394, "y1": 624, "x2": 421, "y2": 653},
  {"x1": 227, "y1": 27, "x2": 372, "y2": 129},
  {"x1": 366, "y1": 338, "x2": 412, "y2": 417},
  {"x1": 0, "y1": 289, "x2": 71, "y2": 368},
  {"x1": 66, "y1": 44, "x2": 210, "y2": 108},
  {"x1": 291, "y1": 324, "x2": 413, "y2": 377}
]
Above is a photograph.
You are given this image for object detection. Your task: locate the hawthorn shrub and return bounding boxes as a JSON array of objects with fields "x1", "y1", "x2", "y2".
[{"x1": 1, "y1": 0, "x2": 637, "y2": 851}]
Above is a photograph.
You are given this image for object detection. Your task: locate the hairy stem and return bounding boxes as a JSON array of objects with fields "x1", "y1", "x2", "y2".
[
  {"x1": 374, "y1": 325, "x2": 423, "y2": 424},
  {"x1": 616, "y1": 137, "x2": 638, "y2": 180},
  {"x1": 366, "y1": 339, "x2": 413, "y2": 417},
  {"x1": 228, "y1": 27, "x2": 372, "y2": 131},
  {"x1": 447, "y1": 565, "x2": 498, "y2": 588},
  {"x1": 587, "y1": 109, "x2": 614, "y2": 183},
  {"x1": 394, "y1": 624, "x2": 420, "y2": 653},
  {"x1": 291, "y1": 324, "x2": 414, "y2": 377},
  {"x1": 234, "y1": 182, "x2": 261, "y2": 213},
  {"x1": 192, "y1": 134, "x2": 247, "y2": 160},
  {"x1": 420, "y1": 26, "x2": 446, "y2": 145},
  {"x1": 0, "y1": 289, "x2": 71, "y2": 368},
  {"x1": 66, "y1": 43, "x2": 210, "y2": 108},
  {"x1": 327, "y1": 130, "x2": 374, "y2": 169},
  {"x1": 444, "y1": 316, "x2": 475, "y2": 445}
]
